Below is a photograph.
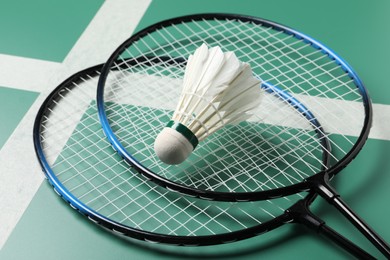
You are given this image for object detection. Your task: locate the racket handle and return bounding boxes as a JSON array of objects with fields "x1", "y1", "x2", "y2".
[
  {"x1": 288, "y1": 199, "x2": 375, "y2": 259},
  {"x1": 319, "y1": 224, "x2": 376, "y2": 260},
  {"x1": 331, "y1": 196, "x2": 390, "y2": 258},
  {"x1": 311, "y1": 176, "x2": 390, "y2": 258}
]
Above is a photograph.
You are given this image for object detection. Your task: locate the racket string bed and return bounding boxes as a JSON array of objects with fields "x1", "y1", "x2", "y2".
[
  {"x1": 35, "y1": 65, "x2": 298, "y2": 235},
  {"x1": 99, "y1": 18, "x2": 363, "y2": 195},
  {"x1": 103, "y1": 71, "x2": 325, "y2": 193}
]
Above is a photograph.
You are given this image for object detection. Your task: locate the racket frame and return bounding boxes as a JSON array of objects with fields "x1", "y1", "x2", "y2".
[
  {"x1": 34, "y1": 64, "x2": 375, "y2": 259},
  {"x1": 96, "y1": 13, "x2": 372, "y2": 201}
]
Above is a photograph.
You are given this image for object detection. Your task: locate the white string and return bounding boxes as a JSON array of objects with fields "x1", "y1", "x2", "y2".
[
  {"x1": 101, "y1": 17, "x2": 365, "y2": 195},
  {"x1": 39, "y1": 67, "x2": 301, "y2": 238},
  {"x1": 37, "y1": 16, "x2": 367, "y2": 238}
]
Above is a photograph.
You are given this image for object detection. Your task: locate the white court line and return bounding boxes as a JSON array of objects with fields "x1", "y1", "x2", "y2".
[
  {"x1": 371, "y1": 103, "x2": 390, "y2": 140},
  {"x1": 0, "y1": 54, "x2": 61, "y2": 92},
  {"x1": 108, "y1": 71, "x2": 390, "y2": 141},
  {"x1": 0, "y1": 0, "x2": 151, "y2": 250},
  {"x1": 60, "y1": 0, "x2": 154, "y2": 75}
]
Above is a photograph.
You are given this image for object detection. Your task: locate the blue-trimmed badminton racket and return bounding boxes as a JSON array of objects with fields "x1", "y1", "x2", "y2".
[
  {"x1": 96, "y1": 14, "x2": 389, "y2": 257},
  {"x1": 34, "y1": 63, "x2": 376, "y2": 259}
]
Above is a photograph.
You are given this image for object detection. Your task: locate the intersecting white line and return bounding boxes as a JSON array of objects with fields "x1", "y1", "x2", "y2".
[
  {"x1": 102, "y1": 71, "x2": 390, "y2": 141},
  {"x1": 0, "y1": 0, "x2": 151, "y2": 250},
  {"x1": 0, "y1": 54, "x2": 62, "y2": 92}
]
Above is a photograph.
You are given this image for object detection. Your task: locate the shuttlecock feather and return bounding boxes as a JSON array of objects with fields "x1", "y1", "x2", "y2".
[{"x1": 154, "y1": 43, "x2": 262, "y2": 164}]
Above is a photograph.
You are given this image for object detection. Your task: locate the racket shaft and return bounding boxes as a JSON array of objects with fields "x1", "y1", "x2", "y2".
[
  {"x1": 288, "y1": 199, "x2": 374, "y2": 259},
  {"x1": 319, "y1": 224, "x2": 375, "y2": 260},
  {"x1": 332, "y1": 196, "x2": 390, "y2": 258}
]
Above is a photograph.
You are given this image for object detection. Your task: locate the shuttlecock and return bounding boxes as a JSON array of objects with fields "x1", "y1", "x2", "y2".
[{"x1": 154, "y1": 43, "x2": 262, "y2": 165}]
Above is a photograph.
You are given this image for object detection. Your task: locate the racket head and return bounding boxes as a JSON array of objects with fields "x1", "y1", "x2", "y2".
[
  {"x1": 97, "y1": 13, "x2": 372, "y2": 201},
  {"x1": 33, "y1": 63, "x2": 311, "y2": 246}
]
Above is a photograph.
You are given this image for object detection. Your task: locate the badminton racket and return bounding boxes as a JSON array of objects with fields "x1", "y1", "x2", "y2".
[
  {"x1": 96, "y1": 14, "x2": 389, "y2": 257},
  {"x1": 33, "y1": 63, "x2": 376, "y2": 259}
]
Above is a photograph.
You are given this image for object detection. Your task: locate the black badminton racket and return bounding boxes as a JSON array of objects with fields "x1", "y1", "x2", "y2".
[
  {"x1": 96, "y1": 14, "x2": 389, "y2": 257},
  {"x1": 34, "y1": 63, "x2": 376, "y2": 259}
]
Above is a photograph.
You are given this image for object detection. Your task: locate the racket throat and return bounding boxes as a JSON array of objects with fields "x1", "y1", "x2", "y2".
[
  {"x1": 286, "y1": 197, "x2": 376, "y2": 260},
  {"x1": 305, "y1": 172, "x2": 340, "y2": 202},
  {"x1": 306, "y1": 173, "x2": 390, "y2": 258},
  {"x1": 286, "y1": 199, "x2": 325, "y2": 231}
]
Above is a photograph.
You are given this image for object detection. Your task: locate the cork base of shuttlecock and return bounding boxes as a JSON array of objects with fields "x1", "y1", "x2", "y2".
[{"x1": 154, "y1": 127, "x2": 194, "y2": 165}]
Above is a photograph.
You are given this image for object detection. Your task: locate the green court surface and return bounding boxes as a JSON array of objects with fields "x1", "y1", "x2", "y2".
[
  {"x1": 0, "y1": 0, "x2": 389, "y2": 259},
  {"x1": 0, "y1": 0, "x2": 104, "y2": 62}
]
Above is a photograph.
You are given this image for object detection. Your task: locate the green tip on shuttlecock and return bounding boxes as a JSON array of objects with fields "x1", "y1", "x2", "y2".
[{"x1": 154, "y1": 43, "x2": 263, "y2": 165}]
